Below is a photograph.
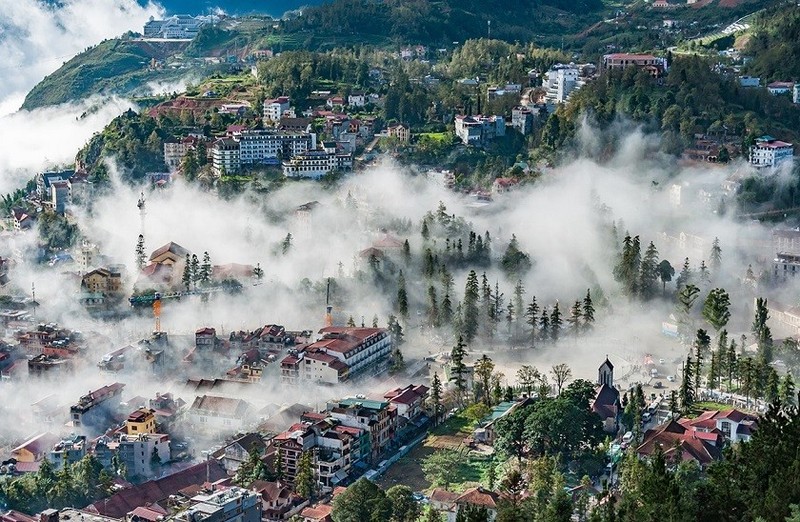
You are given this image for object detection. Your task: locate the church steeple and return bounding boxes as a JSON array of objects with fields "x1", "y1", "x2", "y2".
[{"x1": 598, "y1": 356, "x2": 614, "y2": 388}]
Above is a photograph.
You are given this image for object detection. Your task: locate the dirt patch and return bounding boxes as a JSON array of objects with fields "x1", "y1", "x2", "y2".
[
  {"x1": 427, "y1": 434, "x2": 466, "y2": 450},
  {"x1": 376, "y1": 442, "x2": 435, "y2": 491},
  {"x1": 718, "y1": 0, "x2": 743, "y2": 7}
]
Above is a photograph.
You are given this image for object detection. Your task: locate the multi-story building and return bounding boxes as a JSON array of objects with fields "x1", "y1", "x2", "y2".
[
  {"x1": 163, "y1": 136, "x2": 199, "y2": 170},
  {"x1": 773, "y1": 252, "x2": 800, "y2": 279},
  {"x1": 28, "y1": 354, "x2": 72, "y2": 377},
  {"x1": 774, "y1": 228, "x2": 800, "y2": 254},
  {"x1": 327, "y1": 397, "x2": 396, "y2": 464},
  {"x1": 386, "y1": 124, "x2": 410, "y2": 143},
  {"x1": 511, "y1": 106, "x2": 534, "y2": 135},
  {"x1": 116, "y1": 433, "x2": 170, "y2": 478},
  {"x1": 143, "y1": 15, "x2": 212, "y2": 39},
  {"x1": 188, "y1": 395, "x2": 252, "y2": 432},
  {"x1": 280, "y1": 327, "x2": 392, "y2": 384},
  {"x1": 543, "y1": 64, "x2": 584, "y2": 106},
  {"x1": 126, "y1": 408, "x2": 157, "y2": 435},
  {"x1": 454, "y1": 115, "x2": 505, "y2": 146},
  {"x1": 212, "y1": 139, "x2": 240, "y2": 175},
  {"x1": 238, "y1": 129, "x2": 315, "y2": 165},
  {"x1": 263, "y1": 96, "x2": 291, "y2": 122},
  {"x1": 47, "y1": 435, "x2": 86, "y2": 470},
  {"x1": 50, "y1": 180, "x2": 71, "y2": 215},
  {"x1": 37, "y1": 170, "x2": 73, "y2": 201},
  {"x1": 602, "y1": 53, "x2": 667, "y2": 77},
  {"x1": 178, "y1": 487, "x2": 262, "y2": 522},
  {"x1": 81, "y1": 267, "x2": 123, "y2": 298},
  {"x1": 69, "y1": 383, "x2": 125, "y2": 433},
  {"x1": 384, "y1": 384, "x2": 429, "y2": 421},
  {"x1": 196, "y1": 327, "x2": 219, "y2": 350},
  {"x1": 750, "y1": 135, "x2": 794, "y2": 169},
  {"x1": 282, "y1": 150, "x2": 352, "y2": 179}
]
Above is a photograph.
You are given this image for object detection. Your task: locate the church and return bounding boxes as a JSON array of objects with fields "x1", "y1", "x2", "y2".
[{"x1": 591, "y1": 357, "x2": 621, "y2": 434}]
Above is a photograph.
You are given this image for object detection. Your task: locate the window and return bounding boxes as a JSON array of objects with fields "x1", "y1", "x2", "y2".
[{"x1": 720, "y1": 421, "x2": 731, "y2": 438}]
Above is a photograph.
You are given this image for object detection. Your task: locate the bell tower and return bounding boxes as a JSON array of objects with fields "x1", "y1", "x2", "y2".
[{"x1": 598, "y1": 356, "x2": 614, "y2": 388}]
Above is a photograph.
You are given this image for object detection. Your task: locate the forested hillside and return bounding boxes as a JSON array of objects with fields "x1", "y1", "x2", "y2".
[{"x1": 744, "y1": 4, "x2": 800, "y2": 82}]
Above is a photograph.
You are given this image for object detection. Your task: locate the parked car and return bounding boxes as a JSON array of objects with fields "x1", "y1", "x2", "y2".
[
  {"x1": 654, "y1": 381, "x2": 663, "y2": 389},
  {"x1": 667, "y1": 375, "x2": 676, "y2": 382}
]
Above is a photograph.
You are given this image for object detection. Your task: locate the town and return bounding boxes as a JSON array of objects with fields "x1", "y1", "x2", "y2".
[{"x1": 3, "y1": 0, "x2": 800, "y2": 521}]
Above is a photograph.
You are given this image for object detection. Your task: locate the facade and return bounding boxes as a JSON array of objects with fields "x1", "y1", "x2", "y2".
[
  {"x1": 282, "y1": 150, "x2": 352, "y2": 179},
  {"x1": 386, "y1": 124, "x2": 410, "y2": 142},
  {"x1": 592, "y1": 358, "x2": 620, "y2": 434},
  {"x1": 164, "y1": 137, "x2": 198, "y2": 169},
  {"x1": 81, "y1": 268, "x2": 123, "y2": 298},
  {"x1": 602, "y1": 53, "x2": 667, "y2": 76},
  {"x1": 774, "y1": 252, "x2": 800, "y2": 279},
  {"x1": 348, "y1": 92, "x2": 366, "y2": 107},
  {"x1": 212, "y1": 433, "x2": 266, "y2": 474},
  {"x1": 454, "y1": 115, "x2": 506, "y2": 146},
  {"x1": 238, "y1": 129, "x2": 316, "y2": 165},
  {"x1": 679, "y1": 408, "x2": 758, "y2": 444},
  {"x1": 116, "y1": 433, "x2": 170, "y2": 478},
  {"x1": 750, "y1": 136, "x2": 794, "y2": 168},
  {"x1": 637, "y1": 420, "x2": 722, "y2": 468},
  {"x1": 263, "y1": 96, "x2": 291, "y2": 122},
  {"x1": 178, "y1": 487, "x2": 262, "y2": 522},
  {"x1": 50, "y1": 180, "x2": 71, "y2": 214},
  {"x1": 196, "y1": 327, "x2": 219, "y2": 350},
  {"x1": 69, "y1": 383, "x2": 125, "y2": 433},
  {"x1": 126, "y1": 408, "x2": 157, "y2": 435},
  {"x1": 511, "y1": 106, "x2": 534, "y2": 135},
  {"x1": 212, "y1": 139, "x2": 240, "y2": 175},
  {"x1": 280, "y1": 327, "x2": 392, "y2": 384},
  {"x1": 384, "y1": 384, "x2": 429, "y2": 420},
  {"x1": 188, "y1": 395, "x2": 252, "y2": 432},
  {"x1": 773, "y1": 228, "x2": 800, "y2": 254},
  {"x1": 11, "y1": 432, "x2": 59, "y2": 463},
  {"x1": 739, "y1": 75, "x2": 760, "y2": 88},
  {"x1": 327, "y1": 397, "x2": 395, "y2": 463},
  {"x1": 37, "y1": 170, "x2": 73, "y2": 201},
  {"x1": 142, "y1": 15, "x2": 210, "y2": 39},
  {"x1": 767, "y1": 81, "x2": 794, "y2": 96},
  {"x1": 795, "y1": 83, "x2": 800, "y2": 104},
  {"x1": 543, "y1": 64, "x2": 583, "y2": 105}
]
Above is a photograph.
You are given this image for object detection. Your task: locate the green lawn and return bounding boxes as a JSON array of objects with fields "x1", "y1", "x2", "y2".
[{"x1": 417, "y1": 132, "x2": 452, "y2": 143}]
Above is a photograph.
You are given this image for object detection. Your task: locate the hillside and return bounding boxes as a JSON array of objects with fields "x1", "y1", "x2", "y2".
[
  {"x1": 136, "y1": 0, "x2": 324, "y2": 17},
  {"x1": 21, "y1": 39, "x2": 196, "y2": 110},
  {"x1": 743, "y1": 3, "x2": 800, "y2": 81}
]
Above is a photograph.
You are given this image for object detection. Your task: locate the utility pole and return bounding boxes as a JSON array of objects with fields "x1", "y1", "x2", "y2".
[{"x1": 487, "y1": 20, "x2": 491, "y2": 39}]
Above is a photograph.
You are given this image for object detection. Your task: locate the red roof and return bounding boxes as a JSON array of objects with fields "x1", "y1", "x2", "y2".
[
  {"x1": 455, "y1": 487, "x2": 500, "y2": 509},
  {"x1": 196, "y1": 327, "x2": 216, "y2": 335},
  {"x1": 637, "y1": 420, "x2": 722, "y2": 466},
  {"x1": 301, "y1": 504, "x2": 333, "y2": 521},
  {"x1": 604, "y1": 53, "x2": 658, "y2": 60}
]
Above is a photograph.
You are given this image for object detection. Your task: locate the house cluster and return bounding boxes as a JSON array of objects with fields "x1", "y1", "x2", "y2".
[
  {"x1": 280, "y1": 326, "x2": 393, "y2": 384},
  {"x1": 601, "y1": 53, "x2": 668, "y2": 77},
  {"x1": 739, "y1": 76, "x2": 800, "y2": 103},
  {"x1": 7, "y1": 170, "x2": 93, "y2": 228},
  {"x1": 142, "y1": 14, "x2": 217, "y2": 39}
]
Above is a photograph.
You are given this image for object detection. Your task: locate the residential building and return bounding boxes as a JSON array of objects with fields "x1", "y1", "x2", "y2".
[
  {"x1": 69, "y1": 382, "x2": 125, "y2": 433},
  {"x1": 282, "y1": 150, "x2": 352, "y2": 179},
  {"x1": 384, "y1": 384, "x2": 429, "y2": 420},
  {"x1": 750, "y1": 135, "x2": 794, "y2": 168},
  {"x1": 492, "y1": 177, "x2": 521, "y2": 194},
  {"x1": 150, "y1": 241, "x2": 190, "y2": 266},
  {"x1": 212, "y1": 433, "x2": 267, "y2": 474},
  {"x1": 774, "y1": 228, "x2": 800, "y2": 254},
  {"x1": 164, "y1": 136, "x2": 199, "y2": 169},
  {"x1": 327, "y1": 397, "x2": 395, "y2": 463},
  {"x1": 196, "y1": 327, "x2": 219, "y2": 350},
  {"x1": 10, "y1": 208, "x2": 34, "y2": 230},
  {"x1": 454, "y1": 115, "x2": 505, "y2": 146},
  {"x1": 81, "y1": 267, "x2": 123, "y2": 298},
  {"x1": 592, "y1": 358, "x2": 620, "y2": 434},
  {"x1": 511, "y1": 106, "x2": 534, "y2": 135},
  {"x1": 431, "y1": 487, "x2": 501, "y2": 522},
  {"x1": 177, "y1": 487, "x2": 262, "y2": 522},
  {"x1": 47, "y1": 435, "x2": 86, "y2": 470},
  {"x1": 774, "y1": 252, "x2": 800, "y2": 279},
  {"x1": 116, "y1": 433, "x2": 170, "y2": 478},
  {"x1": 543, "y1": 64, "x2": 584, "y2": 105},
  {"x1": 767, "y1": 81, "x2": 794, "y2": 96},
  {"x1": 28, "y1": 354, "x2": 72, "y2": 376},
  {"x1": 188, "y1": 395, "x2": 252, "y2": 432},
  {"x1": 602, "y1": 53, "x2": 667, "y2": 76},
  {"x1": 386, "y1": 124, "x2": 410, "y2": 142},
  {"x1": 765, "y1": 300, "x2": 800, "y2": 336},
  {"x1": 637, "y1": 419, "x2": 722, "y2": 468},
  {"x1": 126, "y1": 407, "x2": 157, "y2": 435},
  {"x1": 149, "y1": 392, "x2": 185, "y2": 423},
  {"x1": 264, "y1": 96, "x2": 291, "y2": 122},
  {"x1": 473, "y1": 398, "x2": 534, "y2": 445},
  {"x1": 212, "y1": 138, "x2": 241, "y2": 175},
  {"x1": 50, "y1": 180, "x2": 71, "y2": 214},
  {"x1": 279, "y1": 117, "x2": 314, "y2": 133},
  {"x1": 347, "y1": 92, "x2": 366, "y2": 107},
  {"x1": 10, "y1": 432, "x2": 59, "y2": 463},
  {"x1": 280, "y1": 327, "x2": 392, "y2": 384},
  {"x1": 90, "y1": 460, "x2": 228, "y2": 517},
  {"x1": 37, "y1": 170, "x2": 73, "y2": 201},
  {"x1": 251, "y1": 480, "x2": 308, "y2": 521},
  {"x1": 679, "y1": 408, "x2": 758, "y2": 444},
  {"x1": 739, "y1": 75, "x2": 760, "y2": 88}
]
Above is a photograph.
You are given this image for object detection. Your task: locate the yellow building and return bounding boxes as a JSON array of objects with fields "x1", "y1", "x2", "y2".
[
  {"x1": 81, "y1": 267, "x2": 123, "y2": 296},
  {"x1": 126, "y1": 408, "x2": 157, "y2": 435}
]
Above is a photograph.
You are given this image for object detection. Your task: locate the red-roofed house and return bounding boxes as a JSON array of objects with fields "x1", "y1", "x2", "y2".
[
  {"x1": 680, "y1": 408, "x2": 758, "y2": 444},
  {"x1": 10, "y1": 432, "x2": 59, "y2": 463},
  {"x1": 251, "y1": 480, "x2": 308, "y2": 520},
  {"x1": 637, "y1": 420, "x2": 723, "y2": 468},
  {"x1": 602, "y1": 53, "x2": 667, "y2": 77},
  {"x1": 384, "y1": 384, "x2": 429, "y2": 420},
  {"x1": 300, "y1": 503, "x2": 333, "y2": 522}
]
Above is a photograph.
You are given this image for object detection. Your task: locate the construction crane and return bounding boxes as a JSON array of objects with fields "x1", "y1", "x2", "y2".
[{"x1": 153, "y1": 294, "x2": 162, "y2": 332}]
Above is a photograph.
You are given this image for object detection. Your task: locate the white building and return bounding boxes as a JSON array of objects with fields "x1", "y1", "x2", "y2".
[
  {"x1": 183, "y1": 487, "x2": 262, "y2": 522},
  {"x1": 282, "y1": 149, "x2": 352, "y2": 179},
  {"x1": 142, "y1": 15, "x2": 213, "y2": 39},
  {"x1": 163, "y1": 137, "x2": 198, "y2": 170},
  {"x1": 543, "y1": 64, "x2": 584, "y2": 105},
  {"x1": 794, "y1": 83, "x2": 800, "y2": 104},
  {"x1": 238, "y1": 129, "x2": 315, "y2": 165},
  {"x1": 767, "y1": 81, "x2": 794, "y2": 96},
  {"x1": 50, "y1": 180, "x2": 71, "y2": 215},
  {"x1": 188, "y1": 395, "x2": 252, "y2": 432},
  {"x1": 348, "y1": 92, "x2": 366, "y2": 107},
  {"x1": 511, "y1": 106, "x2": 534, "y2": 135},
  {"x1": 263, "y1": 96, "x2": 291, "y2": 122},
  {"x1": 212, "y1": 139, "x2": 240, "y2": 175},
  {"x1": 454, "y1": 115, "x2": 505, "y2": 146},
  {"x1": 750, "y1": 135, "x2": 794, "y2": 169},
  {"x1": 117, "y1": 433, "x2": 170, "y2": 478},
  {"x1": 773, "y1": 252, "x2": 800, "y2": 280}
]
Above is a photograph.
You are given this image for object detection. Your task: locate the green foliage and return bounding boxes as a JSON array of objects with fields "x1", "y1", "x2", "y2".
[
  {"x1": 422, "y1": 450, "x2": 464, "y2": 489},
  {"x1": 37, "y1": 212, "x2": 79, "y2": 251}
]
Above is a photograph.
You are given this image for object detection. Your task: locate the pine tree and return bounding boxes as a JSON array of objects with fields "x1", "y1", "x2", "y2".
[
  {"x1": 779, "y1": 372, "x2": 795, "y2": 406},
  {"x1": 726, "y1": 339, "x2": 738, "y2": 391},
  {"x1": 463, "y1": 270, "x2": 480, "y2": 343},
  {"x1": 421, "y1": 219, "x2": 430, "y2": 240},
  {"x1": 190, "y1": 254, "x2": 200, "y2": 284},
  {"x1": 388, "y1": 315, "x2": 404, "y2": 345},
  {"x1": 430, "y1": 373, "x2": 444, "y2": 426},
  {"x1": 372, "y1": 315, "x2": 379, "y2": 328},
  {"x1": 753, "y1": 297, "x2": 774, "y2": 363},
  {"x1": 525, "y1": 296, "x2": 540, "y2": 346},
  {"x1": 512, "y1": 280, "x2": 525, "y2": 339},
  {"x1": 397, "y1": 270, "x2": 409, "y2": 319},
  {"x1": 182, "y1": 253, "x2": 192, "y2": 291},
  {"x1": 135, "y1": 234, "x2": 146, "y2": 271},
  {"x1": 676, "y1": 284, "x2": 700, "y2": 340},
  {"x1": 567, "y1": 300, "x2": 582, "y2": 337},
  {"x1": 710, "y1": 237, "x2": 722, "y2": 274},
  {"x1": 680, "y1": 356, "x2": 694, "y2": 412},
  {"x1": 450, "y1": 336, "x2": 468, "y2": 404},
  {"x1": 549, "y1": 302, "x2": 562, "y2": 343},
  {"x1": 402, "y1": 239, "x2": 411, "y2": 264},
  {"x1": 440, "y1": 292, "x2": 453, "y2": 326},
  {"x1": 275, "y1": 447, "x2": 284, "y2": 480},
  {"x1": 505, "y1": 302, "x2": 514, "y2": 337},
  {"x1": 694, "y1": 329, "x2": 710, "y2": 389},
  {"x1": 699, "y1": 260, "x2": 711, "y2": 287},
  {"x1": 295, "y1": 452, "x2": 315, "y2": 499},
  {"x1": 441, "y1": 265, "x2": 454, "y2": 295},
  {"x1": 347, "y1": 316, "x2": 356, "y2": 327},
  {"x1": 282, "y1": 233, "x2": 293, "y2": 254},
  {"x1": 474, "y1": 354, "x2": 495, "y2": 405},
  {"x1": 582, "y1": 289, "x2": 595, "y2": 331},
  {"x1": 427, "y1": 285, "x2": 440, "y2": 327},
  {"x1": 253, "y1": 263, "x2": 264, "y2": 280},
  {"x1": 200, "y1": 251, "x2": 212, "y2": 286},
  {"x1": 703, "y1": 288, "x2": 731, "y2": 333},
  {"x1": 539, "y1": 307, "x2": 550, "y2": 343},
  {"x1": 639, "y1": 241, "x2": 660, "y2": 300},
  {"x1": 676, "y1": 257, "x2": 692, "y2": 289}
]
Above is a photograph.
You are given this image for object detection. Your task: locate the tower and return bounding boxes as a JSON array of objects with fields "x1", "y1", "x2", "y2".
[
  {"x1": 324, "y1": 278, "x2": 333, "y2": 327},
  {"x1": 598, "y1": 356, "x2": 614, "y2": 388}
]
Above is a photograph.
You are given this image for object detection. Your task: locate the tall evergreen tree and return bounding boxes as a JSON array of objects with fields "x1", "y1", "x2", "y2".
[
  {"x1": 525, "y1": 296, "x2": 540, "y2": 346},
  {"x1": 200, "y1": 251, "x2": 212, "y2": 286},
  {"x1": 639, "y1": 241, "x2": 660, "y2": 300},
  {"x1": 567, "y1": 300, "x2": 582, "y2": 337},
  {"x1": 397, "y1": 270, "x2": 409, "y2": 319},
  {"x1": 675, "y1": 257, "x2": 692, "y2": 289},
  {"x1": 680, "y1": 355, "x2": 694, "y2": 412},
  {"x1": 582, "y1": 289, "x2": 595, "y2": 331},
  {"x1": 295, "y1": 452, "x2": 315, "y2": 499},
  {"x1": 463, "y1": 271, "x2": 480, "y2": 343},
  {"x1": 753, "y1": 297, "x2": 774, "y2": 363},
  {"x1": 450, "y1": 336, "x2": 468, "y2": 404},
  {"x1": 427, "y1": 285, "x2": 440, "y2": 327},
  {"x1": 549, "y1": 302, "x2": 562, "y2": 343},
  {"x1": 190, "y1": 254, "x2": 199, "y2": 284},
  {"x1": 182, "y1": 253, "x2": 192, "y2": 291},
  {"x1": 441, "y1": 292, "x2": 453, "y2": 326},
  {"x1": 513, "y1": 280, "x2": 525, "y2": 339},
  {"x1": 135, "y1": 234, "x2": 146, "y2": 271},
  {"x1": 539, "y1": 307, "x2": 550, "y2": 343},
  {"x1": 430, "y1": 373, "x2": 444, "y2": 425},
  {"x1": 709, "y1": 237, "x2": 722, "y2": 274}
]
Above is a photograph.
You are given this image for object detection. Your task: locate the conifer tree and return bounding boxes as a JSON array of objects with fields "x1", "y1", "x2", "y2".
[
  {"x1": 190, "y1": 254, "x2": 199, "y2": 284},
  {"x1": 440, "y1": 292, "x2": 453, "y2": 326},
  {"x1": 396, "y1": 270, "x2": 409, "y2": 319},
  {"x1": 639, "y1": 241, "x2": 659, "y2": 300},
  {"x1": 282, "y1": 233, "x2": 293, "y2": 254},
  {"x1": 463, "y1": 270, "x2": 480, "y2": 343},
  {"x1": 200, "y1": 251, "x2": 212, "y2": 286},
  {"x1": 450, "y1": 336, "x2": 468, "y2": 404},
  {"x1": 539, "y1": 307, "x2": 550, "y2": 343},
  {"x1": 513, "y1": 280, "x2": 525, "y2": 339},
  {"x1": 525, "y1": 296, "x2": 540, "y2": 346},
  {"x1": 550, "y1": 302, "x2": 562, "y2": 343},
  {"x1": 680, "y1": 355, "x2": 694, "y2": 412},
  {"x1": 709, "y1": 237, "x2": 722, "y2": 274},
  {"x1": 430, "y1": 373, "x2": 444, "y2": 425},
  {"x1": 582, "y1": 289, "x2": 595, "y2": 331},
  {"x1": 182, "y1": 254, "x2": 192, "y2": 291},
  {"x1": 135, "y1": 234, "x2": 146, "y2": 271},
  {"x1": 676, "y1": 257, "x2": 692, "y2": 289},
  {"x1": 567, "y1": 300, "x2": 582, "y2": 337},
  {"x1": 427, "y1": 285, "x2": 440, "y2": 327}
]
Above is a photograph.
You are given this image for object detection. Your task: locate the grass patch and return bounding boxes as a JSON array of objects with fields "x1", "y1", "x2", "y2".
[
  {"x1": 417, "y1": 132, "x2": 452, "y2": 143},
  {"x1": 431, "y1": 414, "x2": 473, "y2": 437}
]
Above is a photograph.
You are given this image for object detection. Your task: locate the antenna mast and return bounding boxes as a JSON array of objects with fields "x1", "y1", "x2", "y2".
[{"x1": 324, "y1": 278, "x2": 333, "y2": 327}]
